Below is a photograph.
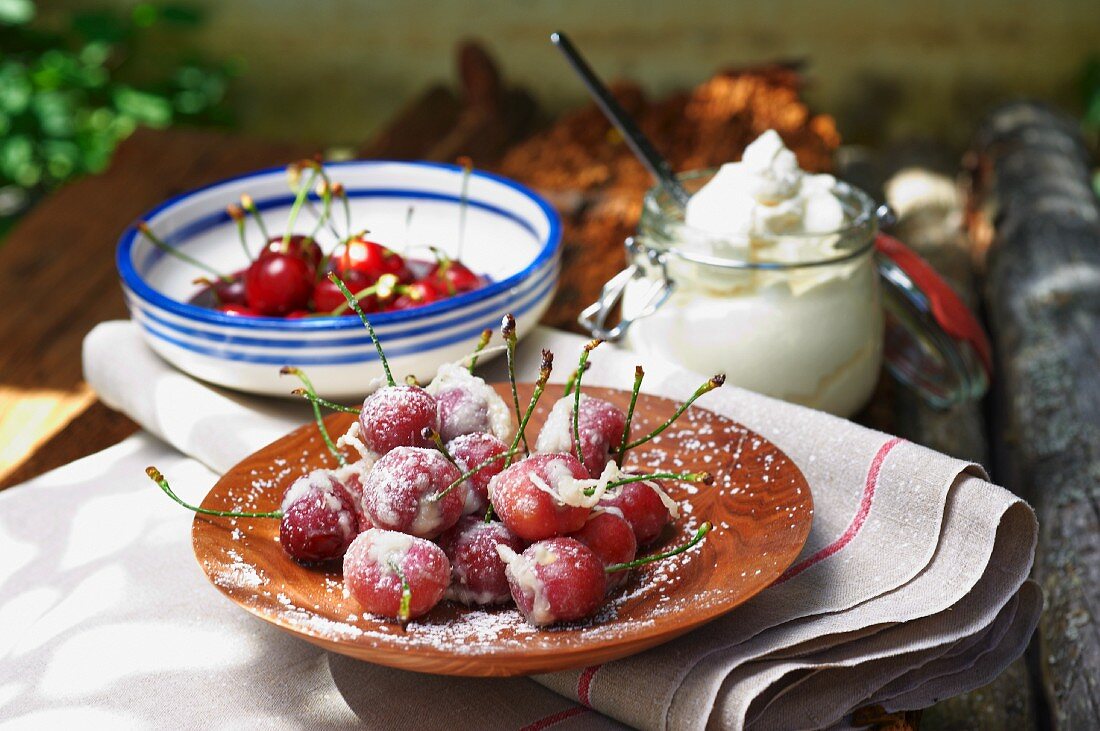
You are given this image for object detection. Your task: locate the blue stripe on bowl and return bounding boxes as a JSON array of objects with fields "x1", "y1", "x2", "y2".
[
  {"x1": 116, "y1": 160, "x2": 562, "y2": 332},
  {"x1": 135, "y1": 276, "x2": 555, "y2": 366},
  {"x1": 127, "y1": 262, "x2": 558, "y2": 349}
]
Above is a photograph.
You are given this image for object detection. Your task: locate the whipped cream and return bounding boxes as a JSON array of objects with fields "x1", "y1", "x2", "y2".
[{"x1": 685, "y1": 130, "x2": 845, "y2": 240}]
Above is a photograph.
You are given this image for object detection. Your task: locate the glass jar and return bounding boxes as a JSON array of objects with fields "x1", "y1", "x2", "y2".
[{"x1": 580, "y1": 171, "x2": 990, "y2": 417}]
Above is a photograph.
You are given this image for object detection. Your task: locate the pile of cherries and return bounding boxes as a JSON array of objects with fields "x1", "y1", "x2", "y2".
[
  {"x1": 150, "y1": 300, "x2": 723, "y2": 627},
  {"x1": 138, "y1": 158, "x2": 485, "y2": 318}
]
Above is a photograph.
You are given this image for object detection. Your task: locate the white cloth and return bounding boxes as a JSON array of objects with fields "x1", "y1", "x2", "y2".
[{"x1": 0, "y1": 321, "x2": 1039, "y2": 730}]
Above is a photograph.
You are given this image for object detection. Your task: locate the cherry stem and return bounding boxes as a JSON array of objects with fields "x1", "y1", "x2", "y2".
[
  {"x1": 281, "y1": 367, "x2": 346, "y2": 466},
  {"x1": 572, "y1": 339, "x2": 603, "y2": 466},
  {"x1": 467, "y1": 328, "x2": 492, "y2": 374},
  {"x1": 616, "y1": 375, "x2": 726, "y2": 453},
  {"x1": 146, "y1": 467, "x2": 283, "y2": 519},
  {"x1": 327, "y1": 273, "x2": 398, "y2": 316},
  {"x1": 422, "y1": 428, "x2": 458, "y2": 467},
  {"x1": 283, "y1": 164, "x2": 319, "y2": 252},
  {"x1": 334, "y1": 183, "x2": 352, "y2": 240},
  {"x1": 501, "y1": 315, "x2": 527, "y2": 456},
  {"x1": 403, "y1": 205, "x2": 414, "y2": 255},
  {"x1": 428, "y1": 246, "x2": 457, "y2": 295},
  {"x1": 456, "y1": 156, "x2": 472, "y2": 262},
  {"x1": 329, "y1": 273, "x2": 395, "y2": 386},
  {"x1": 240, "y1": 194, "x2": 271, "y2": 241},
  {"x1": 290, "y1": 389, "x2": 359, "y2": 413},
  {"x1": 138, "y1": 222, "x2": 231, "y2": 282},
  {"x1": 430, "y1": 446, "x2": 522, "y2": 503},
  {"x1": 583, "y1": 470, "x2": 711, "y2": 497},
  {"x1": 616, "y1": 366, "x2": 645, "y2": 467},
  {"x1": 484, "y1": 504, "x2": 494, "y2": 523},
  {"x1": 562, "y1": 361, "x2": 589, "y2": 397},
  {"x1": 307, "y1": 179, "x2": 334, "y2": 243},
  {"x1": 606, "y1": 522, "x2": 712, "y2": 573},
  {"x1": 506, "y1": 349, "x2": 553, "y2": 468},
  {"x1": 227, "y1": 204, "x2": 252, "y2": 261},
  {"x1": 387, "y1": 558, "x2": 412, "y2": 624}
]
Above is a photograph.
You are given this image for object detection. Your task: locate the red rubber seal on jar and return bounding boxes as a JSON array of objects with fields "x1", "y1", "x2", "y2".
[{"x1": 874, "y1": 233, "x2": 992, "y2": 376}]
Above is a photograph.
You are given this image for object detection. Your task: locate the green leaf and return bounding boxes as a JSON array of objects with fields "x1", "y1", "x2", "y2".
[
  {"x1": 0, "y1": 0, "x2": 34, "y2": 26},
  {"x1": 112, "y1": 85, "x2": 172, "y2": 127}
]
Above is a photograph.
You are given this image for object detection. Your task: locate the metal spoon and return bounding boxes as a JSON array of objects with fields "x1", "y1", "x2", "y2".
[{"x1": 550, "y1": 31, "x2": 691, "y2": 209}]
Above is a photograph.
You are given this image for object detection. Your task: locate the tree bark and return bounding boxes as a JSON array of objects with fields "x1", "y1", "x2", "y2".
[{"x1": 967, "y1": 101, "x2": 1100, "y2": 728}]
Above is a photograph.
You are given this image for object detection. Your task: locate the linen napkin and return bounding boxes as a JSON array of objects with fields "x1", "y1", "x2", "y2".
[{"x1": 2, "y1": 320, "x2": 1038, "y2": 730}]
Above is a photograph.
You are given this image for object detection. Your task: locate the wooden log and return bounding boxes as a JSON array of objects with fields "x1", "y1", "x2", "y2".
[{"x1": 967, "y1": 101, "x2": 1100, "y2": 728}]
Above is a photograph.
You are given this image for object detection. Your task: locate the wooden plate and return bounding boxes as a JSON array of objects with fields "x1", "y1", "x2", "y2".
[{"x1": 193, "y1": 384, "x2": 813, "y2": 676}]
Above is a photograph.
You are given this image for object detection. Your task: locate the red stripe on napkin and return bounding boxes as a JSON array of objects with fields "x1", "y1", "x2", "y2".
[
  {"x1": 775, "y1": 437, "x2": 903, "y2": 584},
  {"x1": 577, "y1": 664, "x2": 601, "y2": 706}
]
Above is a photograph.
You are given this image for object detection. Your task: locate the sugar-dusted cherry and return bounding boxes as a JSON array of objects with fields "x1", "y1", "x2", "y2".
[
  {"x1": 343, "y1": 528, "x2": 451, "y2": 621},
  {"x1": 278, "y1": 468, "x2": 364, "y2": 564},
  {"x1": 361, "y1": 446, "x2": 465, "y2": 539},
  {"x1": 427, "y1": 362, "x2": 514, "y2": 443},
  {"x1": 498, "y1": 537, "x2": 606, "y2": 626},
  {"x1": 599, "y1": 479, "x2": 676, "y2": 546},
  {"x1": 359, "y1": 385, "x2": 439, "y2": 454},
  {"x1": 570, "y1": 510, "x2": 637, "y2": 592},
  {"x1": 536, "y1": 394, "x2": 626, "y2": 479},
  {"x1": 446, "y1": 431, "x2": 510, "y2": 515},
  {"x1": 437, "y1": 516, "x2": 524, "y2": 606},
  {"x1": 488, "y1": 453, "x2": 592, "y2": 542}
]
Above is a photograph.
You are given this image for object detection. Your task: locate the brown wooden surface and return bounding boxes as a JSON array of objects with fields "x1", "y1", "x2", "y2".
[
  {"x1": 968, "y1": 101, "x2": 1100, "y2": 728},
  {"x1": 193, "y1": 383, "x2": 813, "y2": 676},
  {"x1": 0, "y1": 127, "x2": 314, "y2": 488}
]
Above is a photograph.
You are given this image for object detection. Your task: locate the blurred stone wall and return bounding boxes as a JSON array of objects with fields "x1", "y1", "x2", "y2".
[{"x1": 44, "y1": 0, "x2": 1100, "y2": 147}]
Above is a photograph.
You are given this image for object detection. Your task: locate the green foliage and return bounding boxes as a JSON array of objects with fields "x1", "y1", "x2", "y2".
[{"x1": 0, "y1": 0, "x2": 236, "y2": 217}]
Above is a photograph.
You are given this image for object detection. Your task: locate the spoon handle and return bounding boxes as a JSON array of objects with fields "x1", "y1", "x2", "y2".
[{"x1": 551, "y1": 31, "x2": 691, "y2": 209}]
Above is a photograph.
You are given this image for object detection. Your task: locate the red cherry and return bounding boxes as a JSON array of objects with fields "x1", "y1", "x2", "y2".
[
  {"x1": 260, "y1": 234, "x2": 322, "y2": 271},
  {"x1": 500, "y1": 537, "x2": 607, "y2": 626},
  {"x1": 213, "y1": 270, "x2": 248, "y2": 305},
  {"x1": 334, "y1": 236, "x2": 410, "y2": 282},
  {"x1": 217, "y1": 303, "x2": 258, "y2": 316},
  {"x1": 488, "y1": 453, "x2": 591, "y2": 542},
  {"x1": 312, "y1": 268, "x2": 374, "y2": 314},
  {"x1": 286, "y1": 310, "x2": 312, "y2": 318},
  {"x1": 388, "y1": 280, "x2": 443, "y2": 311},
  {"x1": 570, "y1": 511, "x2": 637, "y2": 592},
  {"x1": 343, "y1": 528, "x2": 451, "y2": 621},
  {"x1": 359, "y1": 385, "x2": 439, "y2": 454},
  {"x1": 244, "y1": 253, "x2": 314, "y2": 316},
  {"x1": 429, "y1": 260, "x2": 483, "y2": 294},
  {"x1": 437, "y1": 516, "x2": 524, "y2": 606}
]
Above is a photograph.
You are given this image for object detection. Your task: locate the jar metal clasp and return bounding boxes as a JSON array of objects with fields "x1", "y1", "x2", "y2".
[{"x1": 577, "y1": 237, "x2": 674, "y2": 341}]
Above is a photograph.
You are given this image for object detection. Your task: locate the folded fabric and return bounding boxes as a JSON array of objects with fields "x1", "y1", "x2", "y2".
[{"x1": 2, "y1": 320, "x2": 1038, "y2": 730}]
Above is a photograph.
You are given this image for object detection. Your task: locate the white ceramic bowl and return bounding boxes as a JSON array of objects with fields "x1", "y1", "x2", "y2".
[{"x1": 116, "y1": 161, "x2": 561, "y2": 399}]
